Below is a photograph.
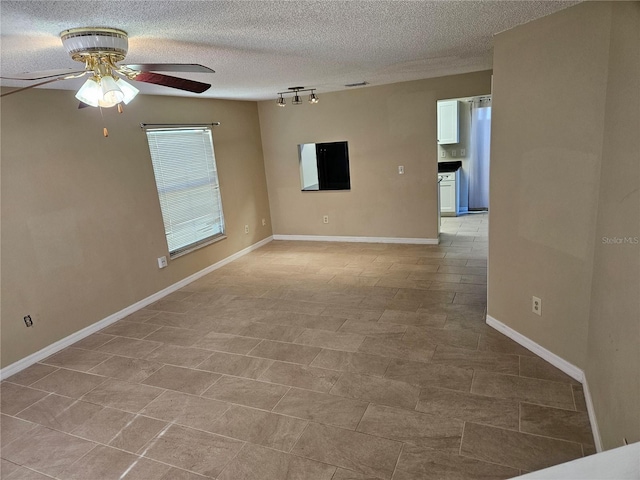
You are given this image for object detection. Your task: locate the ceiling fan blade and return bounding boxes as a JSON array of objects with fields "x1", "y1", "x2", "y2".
[
  {"x1": 1, "y1": 69, "x2": 86, "y2": 80},
  {"x1": 123, "y1": 64, "x2": 215, "y2": 73},
  {"x1": 0, "y1": 77, "x2": 70, "y2": 98},
  {"x1": 133, "y1": 72, "x2": 211, "y2": 94},
  {"x1": 78, "y1": 102, "x2": 91, "y2": 109}
]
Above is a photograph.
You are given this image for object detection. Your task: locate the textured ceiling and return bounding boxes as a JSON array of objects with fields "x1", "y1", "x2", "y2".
[{"x1": 0, "y1": 1, "x2": 578, "y2": 101}]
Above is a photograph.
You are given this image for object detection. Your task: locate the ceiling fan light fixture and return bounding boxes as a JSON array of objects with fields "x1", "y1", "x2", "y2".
[
  {"x1": 100, "y1": 75, "x2": 124, "y2": 104},
  {"x1": 75, "y1": 77, "x2": 101, "y2": 107},
  {"x1": 60, "y1": 27, "x2": 128, "y2": 62},
  {"x1": 116, "y1": 77, "x2": 139, "y2": 104}
]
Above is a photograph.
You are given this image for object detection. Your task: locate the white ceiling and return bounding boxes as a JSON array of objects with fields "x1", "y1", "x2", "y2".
[{"x1": 0, "y1": 1, "x2": 578, "y2": 101}]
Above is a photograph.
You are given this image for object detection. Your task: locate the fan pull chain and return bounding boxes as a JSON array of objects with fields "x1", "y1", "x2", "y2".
[{"x1": 99, "y1": 106, "x2": 109, "y2": 137}]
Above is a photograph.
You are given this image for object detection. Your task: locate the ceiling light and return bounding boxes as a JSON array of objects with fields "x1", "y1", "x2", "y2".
[
  {"x1": 100, "y1": 75, "x2": 124, "y2": 104},
  {"x1": 276, "y1": 87, "x2": 319, "y2": 108},
  {"x1": 116, "y1": 77, "x2": 139, "y2": 104},
  {"x1": 75, "y1": 77, "x2": 102, "y2": 107}
]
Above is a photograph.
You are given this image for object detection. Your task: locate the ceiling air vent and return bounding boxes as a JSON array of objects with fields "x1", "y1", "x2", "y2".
[{"x1": 344, "y1": 81, "x2": 369, "y2": 87}]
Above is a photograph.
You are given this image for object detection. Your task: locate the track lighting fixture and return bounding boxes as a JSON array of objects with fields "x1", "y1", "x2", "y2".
[{"x1": 275, "y1": 87, "x2": 319, "y2": 107}]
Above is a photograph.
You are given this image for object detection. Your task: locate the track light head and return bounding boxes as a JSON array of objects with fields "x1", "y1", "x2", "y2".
[
  {"x1": 308, "y1": 90, "x2": 319, "y2": 104},
  {"x1": 276, "y1": 95, "x2": 286, "y2": 107}
]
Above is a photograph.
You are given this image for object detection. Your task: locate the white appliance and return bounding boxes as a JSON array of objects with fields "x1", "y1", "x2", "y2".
[{"x1": 439, "y1": 170, "x2": 460, "y2": 216}]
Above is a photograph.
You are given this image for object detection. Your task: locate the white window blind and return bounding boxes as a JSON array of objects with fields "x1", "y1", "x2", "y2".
[{"x1": 145, "y1": 127, "x2": 225, "y2": 257}]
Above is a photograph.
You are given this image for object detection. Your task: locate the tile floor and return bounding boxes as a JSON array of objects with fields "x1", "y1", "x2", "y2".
[{"x1": 1, "y1": 213, "x2": 595, "y2": 479}]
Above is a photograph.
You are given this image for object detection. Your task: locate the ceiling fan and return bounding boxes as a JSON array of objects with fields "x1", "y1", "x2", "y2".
[{"x1": 0, "y1": 27, "x2": 215, "y2": 108}]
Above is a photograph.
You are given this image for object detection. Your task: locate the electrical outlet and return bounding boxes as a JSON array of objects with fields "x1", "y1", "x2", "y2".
[
  {"x1": 398, "y1": 166, "x2": 404, "y2": 175},
  {"x1": 323, "y1": 215, "x2": 329, "y2": 224},
  {"x1": 244, "y1": 225, "x2": 249, "y2": 234},
  {"x1": 24, "y1": 315, "x2": 33, "y2": 327},
  {"x1": 451, "y1": 150, "x2": 457, "y2": 157},
  {"x1": 532, "y1": 296, "x2": 542, "y2": 316},
  {"x1": 157, "y1": 256, "x2": 168, "y2": 269},
  {"x1": 460, "y1": 148, "x2": 466, "y2": 156},
  {"x1": 262, "y1": 218, "x2": 266, "y2": 226},
  {"x1": 440, "y1": 150, "x2": 446, "y2": 158}
]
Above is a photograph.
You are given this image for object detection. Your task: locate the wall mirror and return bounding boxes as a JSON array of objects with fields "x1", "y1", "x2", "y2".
[{"x1": 298, "y1": 141, "x2": 351, "y2": 191}]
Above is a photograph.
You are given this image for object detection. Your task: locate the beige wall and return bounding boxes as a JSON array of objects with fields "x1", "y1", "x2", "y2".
[
  {"x1": 489, "y1": 1, "x2": 639, "y2": 449},
  {"x1": 585, "y1": 2, "x2": 640, "y2": 449},
  {"x1": 1, "y1": 89, "x2": 272, "y2": 368},
  {"x1": 258, "y1": 72, "x2": 492, "y2": 239}
]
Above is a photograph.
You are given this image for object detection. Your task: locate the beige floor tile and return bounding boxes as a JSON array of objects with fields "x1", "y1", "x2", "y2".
[
  {"x1": 310, "y1": 349, "x2": 391, "y2": 377},
  {"x1": 196, "y1": 351, "x2": 273, "y2": 379},
  {"x1": 109, "y1": 415, "x2": 168, "y2": 453},
  {"x1": 219, "y1": 443, "x2": 335, "y2": 480},
  {"x1": 89, "y1": 356, "x2": 162, "y2": 383},
  {"x1": 460, "y1": 422, "x2": 583, "y2": 471},
  {"x1": 441, "y1": 315, "x2": 496, "y2": 336},
  {"x1": 143, "y1": 326, "x2": 204, "y2": 347},
  {"x1": 338, "y1": 319, "x2": 407, "y2": 336},
  {"x1": 97, "y1": 337, "x2": 162, "y2": 359},
  {"x1": 1, "y1": 425, "x2": 96, "y2": 477},
  {"x1": 259, "y1": 362, "x2": 340, "y2": 392},
  {"x1": 100, "y1": 321, "x2": 161, "y2": 339},
  {"x1": 142, "y1": 424, "x2": 243, "y2": 477},
  {"x1": 321, "y1": 305, "x2": 384, "y2": 322},
  {"x1": 0, "y1": 459, "x2": 21, "y2": 479},
  {"x1": 477, "y1": 332, "x2": 537, "y2": 356},
  {"x1": 141, "y1": 390, "x2": 229, "y2": 432},
  {"x1": 1, "y1": 414, "x2": 37, "y2": 447},
  {"x1": 0, "y1": 383, "x2": 49, "y2": 415},
  {"x1": 236, "y1": 323, "x2": 305, "y2": 342},
  {"x1": 248, "y1": 339, "x2": 322, "y2": 365},
  {"x1": 519, "y1": 356, "x2": 581, "y2": 385},
  {"x1": 81, "y1": 378, "x2": 163, "y2": 413},
  {"x1": 359, "y1": 296, "x2": 422, "y2": 312},
  {"x1": 143, "y1": 311, "x2": 198, "y2": 329},
  {"x1": 68, "y1": 333, "x2": 116, "y2": 351},
  {"x1": 30, "y1": 368, "x2": 106, "y2": 398},
  {"x1": 141, "y1": 365, "x2": 220, "y2": 395},
  {"x1": 272, "y1": 299, "x2": 327, "y2": 315},
  {"x1": 41, "y1": 347, "x2": 112, "y2": 372},
  {"x1": 357, "y1": 336, "x2": 435, "y2": 362},
  {"x1": 417, "y1": 303, "x2": 485, "y2": 320},
  {"x1": 395, "y1": 444, "x2": 518, "y2": 480},
  {"x1": 404, "y1": 325, "x2": 480, "y2": 350},
  {"x1": 4, "y1": 364, "x2": 58, "y2": 387},
  {"x1": 384, "y1": 358, "x2": 473, "y2": 392},
  {"x1": 121, "y1": 309, "x2": 159, "y2": 323},
  {"x1": 193, "y1": 333, "x2": 262, "y2": 354},
  {"x1": 417, "y1": 386, "x2": 520, "y2": 430},
  {"x1": 332, "y1": 469, "x2": 382, "y2": 480},
  {"x1": 357, "y1": 404, "x2": 463, "y2": 452},
  {"x1": 330, "y1": 372, "x2": 420, "y2": 409},
  {"x1": 62, "y1": 445, "x2": 170, "y2": 480},
  {"x1": 431, "y1": 345, "x2": 519, "y2": 375},
  {"x1": 378, "y1": 309, "x2": 447, "y2": 327},
  {"x1": 572, "y1": 384, "x2": 588, "y2": 412},
  {"x1": 471, "y1": 371, "x2": 575, "y2": 410},
  {"x1": 146, "y1": 299, "x2": 193, "y2": 314},
  {"x1": 293, "y1": 329, "x2": 365, "y2": 352},
  {"x1": 17, "y1": 394, "x2": 102, "y2": 433},
  {"x1": 159, "y1": 467, "x2": 213, "y2": 480},
  {"x1": 202, "y1": 376, "x2": 289, "y2": 410},
  {"x1": 291, "y1": 422, "x2": 402, "y2": 480},
  {"x1": 428, "y1": 281, "x2": 487, "y2": 294},
  {"x1": 273, "y1": 388, "x2": 368, "y2": 429},
  {"x1": 210, "y1": 404, "x2": 307, "y2": 451},
  {"x1": 71, "y1": 407, "x2": 134, "y2": 444},
  {"x1": 394, "y1": 289, "x2": 456, "y2": 304},
  {"x1": 260, "y1": 311, "x2": 346, "y2": 331},
  {"x1": 520, "y1": 402, "x2": 595, "y2": 445},
  {"x1": 144, "y1": 344, "x2": 214, "y2": 368}
]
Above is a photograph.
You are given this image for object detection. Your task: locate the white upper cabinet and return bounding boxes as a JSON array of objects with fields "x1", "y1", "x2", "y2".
[{"x1": 437, "y1": 100, "x2": 460, "y2": 144}]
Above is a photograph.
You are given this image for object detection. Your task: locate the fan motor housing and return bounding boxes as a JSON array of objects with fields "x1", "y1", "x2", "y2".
[{"x1": 60, "y1": 27, "x2": 128, "y2": 63}]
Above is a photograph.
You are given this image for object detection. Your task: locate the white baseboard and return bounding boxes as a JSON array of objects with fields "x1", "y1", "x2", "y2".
[
  {"x1": 0, "y1": 236, "x2": 273, "y2": 381},
  {"x1": 272, "y1": 234, "x2": 439, "y2": 245},
  {"x1": 581, "y1": 376, "x2": 604, "y2": 452},
  {"x1": 486, "y1": 314, "x2": 603, "y2": 452}
]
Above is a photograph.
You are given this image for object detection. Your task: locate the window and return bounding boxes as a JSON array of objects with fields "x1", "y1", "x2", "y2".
[{"x1": 145, "y1": 127, "x2": 225, "y2": 258}]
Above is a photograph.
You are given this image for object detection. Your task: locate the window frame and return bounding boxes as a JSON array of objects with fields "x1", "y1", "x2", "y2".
[{"x1": 144, "y1": 126, "x2": 226, "y2": 259}]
